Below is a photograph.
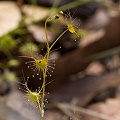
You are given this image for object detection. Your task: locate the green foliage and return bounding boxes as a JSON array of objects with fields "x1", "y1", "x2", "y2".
[
  {"x1": 19, "y1": 42, "x2": 39, "y2": 55},
  {"x1": 5, "y1": 72, "x2": 17, "y2": 82},
  {"x1": 0, "y1": 35, "x2": 19, "y2": 51},
  {"x1": 0, "y1": 71, "x2": 17, "y2": 84},
  {"x1": 0, "y1": 35, "x2": 19, "y2": 59},
  {"x1": 7, "y1": 59, "x2": 20, "y2": 67}
]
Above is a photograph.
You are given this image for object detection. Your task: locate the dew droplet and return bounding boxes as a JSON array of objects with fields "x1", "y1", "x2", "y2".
[
  {"x1": 32, "y1": 75, "x2": 34, "y2": 77},
  {"x1": 37, "y1": 73, "x2": 39, "y2": 75},
  {"x1": 39, "y1": 78, "x2": 41, "y2": 80},
  {"x1": 28, "y1": 66, "x2": 29, "y2": 68},
  {"x1": 41, "y1": 109, "x2": 44, "y2": 118}
]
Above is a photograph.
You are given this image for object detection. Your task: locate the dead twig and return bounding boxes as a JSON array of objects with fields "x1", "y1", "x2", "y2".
[{"x1": 55, "y1": 102, "x2": 119, "y2": 120}]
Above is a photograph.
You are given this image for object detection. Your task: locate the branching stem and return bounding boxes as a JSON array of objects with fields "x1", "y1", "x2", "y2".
[
  {"x1": 50, "y1": 29, "x2": 68, "y2": 50},
  {"x1": 39, "y1": 9, "x2": 67, "y2": 120}
]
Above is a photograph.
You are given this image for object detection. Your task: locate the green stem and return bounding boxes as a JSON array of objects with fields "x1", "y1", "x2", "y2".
[
  {"x1": 37, "y1": 97, "x2": 42, "y2": 120},
  {"x1": 45, "y1": 20, "x2": 49, "y2": 48},
  {"x1": 39, "y1": 49, "x2": 50, "y2": 119},
  {"x1": 45, "y1": 10, "x2": 62, "y2": 48},
  {"x1": 50, "y1": 29, "x2": 68, "y2": 50},
  {"x1": 39, "y1": 29, "x2": 67, "y2": 119},
  {"x1": 40, "y1": 9, "x2": 65, "y2": 120},
  {"x1": 47, "y1": 18, "x2": 55, "y2": 22},
  {"x1": 40, "y1": 69, "x2": 46, "y2": 120}
]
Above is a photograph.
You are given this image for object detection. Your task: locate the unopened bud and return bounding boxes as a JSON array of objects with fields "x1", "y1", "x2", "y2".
[
  {"x1": 59, "y1": 10, "x2": 63, "y2": 15},
  {"x1": 55, "y1": 15, "x2": 60, "y2": 19}
]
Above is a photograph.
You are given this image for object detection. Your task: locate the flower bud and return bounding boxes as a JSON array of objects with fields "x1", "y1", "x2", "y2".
[
  {"x1": 59, "y1": 10, "x2": 63, "y2": 15},
  {"x1": 55, "y1": 15, "x2": 60, "y2": 19}
]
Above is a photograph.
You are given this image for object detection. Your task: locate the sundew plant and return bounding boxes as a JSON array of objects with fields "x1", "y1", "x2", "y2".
[{"x1": 21, "y1": 9, "x2": 80, "y2": 120}]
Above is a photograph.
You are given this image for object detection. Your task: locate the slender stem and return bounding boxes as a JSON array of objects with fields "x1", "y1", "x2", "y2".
[
  {"x1": 45, "y1": 20, "x2": 49, "y2": 48},
  {"x1": 40, "y1": 9, "x2": 65, "y2": 120},
  {"x1": 37, "y1": 97, "x2": 42, "y2": 120},
  {"x1": 45, "y1": 10, "x2": 62, "y2": 48},
  {"x1": 50, "y1": 29, "x2": 68, "y2": 50},
  {"x1": 40, "y1": 29, "x2": 67, "y2": 119},
  {"x1": 40, "y1": 69, "x2": 46, "y2": 120},
  {"x1": 47, "y1": 18, "x2": 55, "y2": 22},
  {"x1": 47, "y1": 10, "x2": 62, "y2": 23}
]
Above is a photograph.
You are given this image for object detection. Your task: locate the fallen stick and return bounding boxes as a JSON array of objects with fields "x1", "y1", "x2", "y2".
[{"x1": 55, "y1": 102, "x2": 119, "y2": 120}]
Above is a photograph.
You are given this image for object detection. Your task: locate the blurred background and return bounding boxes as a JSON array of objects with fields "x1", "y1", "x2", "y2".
[{"x1": 0, "y1": 0, "x2": 120, "y2": 120}]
